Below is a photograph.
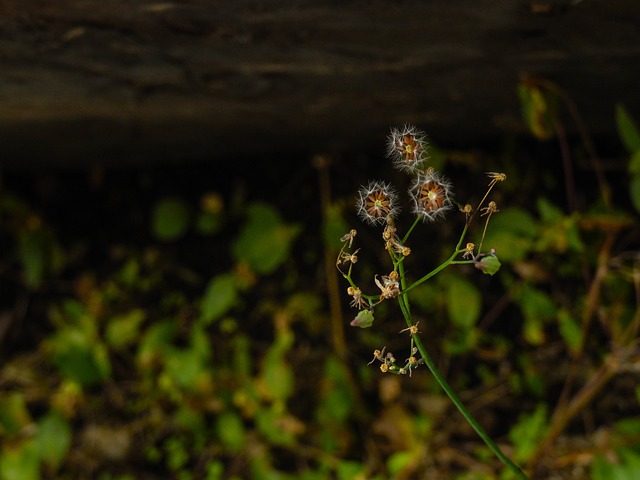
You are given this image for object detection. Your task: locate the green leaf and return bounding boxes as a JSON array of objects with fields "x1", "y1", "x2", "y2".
[
  {"x1": 557, "y1": 309, "x2": 581, "y2": 355},
  {"x1": 475, "y1": 254, "x2": 501, "y2": 276},
  {"x1": 0, "y1": 393, "x2": 32, "y2": 437},
  {"x1": 49, "y1": 329, "x2": 112, "y2": 386},
  {"x1": 444, "y1": 328, "x2": 479, "y2": 355},
  {"x1": 517, "y1": 82, "x2": 555, "y2": 140},
  {"x1": 591, "y1": 455, "x2": 620, "y2": 480},
  {"x1": 516, "y1": 285, "x2": 557, "y2": 321},
  {"x1": 232, "y1": 203, "x2": 300, "y2": 275},
  {"x1": 616, "y1": 103, "x2": 640, "y2": 153},
  {"x1": 629, "y1": 150, "x2": 640, "y2": 175},
  {"x1": 592, "y1": 448, "x2": 640, "y2": 480},
  {"x1": 165, "y1": 348, "x2": 207, "y2": 391},
  {"x1": 164, "y1": 437, "x2": 189, "y2": 471},
  {"x1": 523, "y1": 316, "x2": 545, "y2": 346},
  {"x1": 105, "y1": 309, "x2": 146, "y2": 348},
  {"x1": 618, "y1": 448, "x2": 640, "y2": 470},
  {"x1": 195, "y1": 211, "x2": 223, "y2": 236},
  {"x1": 336, "y1": 461, "x2": 366, "y2": 480},
  {"x1": 619, "y1": 448, "x2": 640, "y2": 472},
  {"x1": 255, "y1": 407, "x2": 295, "y2": 446},
  {"x1": 173, "y1": 407, "x2": 206, "y2": 447},
  {"x1": 387, "y1": 451, "x2": 415, "y2": 476},
  {"x1": 323, "y1": 203, "x2": 350, "y2": 252},
  {"x1": 537, "y1": 197, "x2": 564, "y2": 222},
  {"x1": 536, "y1": 208, "x2": 584, "y2": 254},
  {"x1": 17, "y1": 228, "x2": 57, "y2": 289},
  {"x1": 137, "y1": 320, "x2": 177, "y2": 368},
  {"x1": 190, "y1": 325, "x2": 212, "y2": 360},
  {"x1": 151, "y1": 196, "x2": 191, "y2": 241},
  {"x1": 514, "y1": 285, "x2": 557, "y2": 345},
  {"x1": 232, "y1": 334, "x2": 252, "y2": 379},
  {"x1": 481, "y1": 208, "x2": 538, "y2": 262},
  {"x1": 509, "y1": 403, "x2": 548, "y2": 463},
  {"x1": 200, "y1": 274, "x2": 239, "y2": 324},
  {"x1": 258, "y1": 323, "x2": 294, "y2": 402},
  {"x1": 36, "y1": 410, "x2": 72, "y2": 471},
  {"x1": 447, "y1": 275, "x2": 481, "y2": 328},
  {"x1": 216, "y1": 411, "x2": 246, "y2": 452},
  {"x1": 205, "y1": 461, "x2": 224, "y2": 480},
  {"x1": 350, "y1": 309, "x2": 375, "y2": 328},
  {"x1": 0, "y1": 440, "x2": 40, "y2": 480},
  {"x1": 613, "y1": 417, "x2": 640, "y2": 438},
  {"x1": 630, "y1": 175, "x2": 640, "y2": 214},
  {"x1": 260, "y1": 346, "x2": 294, "y2": 403},
  {"x1": 316, "y1": 356, "x2": 354, "y2": 423}
]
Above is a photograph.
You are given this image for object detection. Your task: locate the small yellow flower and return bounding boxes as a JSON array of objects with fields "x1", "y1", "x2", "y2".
[
  {"x1": 338, "y1": 248, "x2": 360, "y2": 265},
  {"x1": 375, "y1": 272, "x2": 400, "y2": 300},
  {"x1": 340, "y1": 229, "x2": 357, "y2": 248},
  {"x1": 463, "y1": 242, "x2": 475, "y2": 259},
  {"x1": 486, "y1": 172, "x2": 507, "y2": 184},
  {"x1": 481, "y1": 201, "x2": 499, "y2": 216},
  {"x1": 368, "y1": 347, "x2": 386, "y2": 365},
  {"x1": 382, "y1": 224, "x2": 397, "y2": 241},
  {"x1": 400, "y1": 321, "x2": 420, "y2": 335},
  {"x1": 347, "y1": 286, "x2": 367, "y2": 309}
]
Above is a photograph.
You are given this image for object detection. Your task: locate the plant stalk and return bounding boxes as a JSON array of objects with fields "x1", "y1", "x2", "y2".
[{"x1": 396, "y1": 247, "x2": 528, "y2": 479}]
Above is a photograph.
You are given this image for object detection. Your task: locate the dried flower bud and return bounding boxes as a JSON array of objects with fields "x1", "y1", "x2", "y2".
[
  {"x1": 356, "y1": 181, "x2": 399, "y2": 226},
  {"x1": 409, "y1": 170, "x2": 453, "y2": 222},
  {"x1": 386, "y1": 125, "x2": 429, "y2": 174}
]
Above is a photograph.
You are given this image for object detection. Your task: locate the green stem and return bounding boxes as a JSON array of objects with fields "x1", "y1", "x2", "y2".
[
  {"x1": 401, "y1": 223, "x2": 471, "y2": 295},
  {"x1": 402, "y1": 216, "x2": 422, "y2": 244},
  {"x1": 396, "y1": 295, "x2": 527, "y2": 478},
  {"x1": 401, "y1": 251, "x2": 457, "y2": 295},
  {"x1": 409, "y1": 326, "x2": 528, "y2": 479},
  {"x1": 399, "y1": 223, "x2": 473, "y2": 296},
  {"x1": 395, "y1": 224, "x2": 527, "y2": 479}
]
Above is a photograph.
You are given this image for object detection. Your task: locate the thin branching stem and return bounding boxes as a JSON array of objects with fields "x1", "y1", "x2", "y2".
[
  {"x1": 396, "y1": 257, "x2": 527, "y2": 479},
  {"x1": 401, "y1": 224, "x2": 469, "y2": 295},
  {"x1": 409, "y1": 326, "x2": 529, "y2": 479},
  {"x1": 393, "y1": 220, "x2": 527, "y2": 478},
  {"x1": 402, "y1": 216, "x2": 422, "y2": 244}
]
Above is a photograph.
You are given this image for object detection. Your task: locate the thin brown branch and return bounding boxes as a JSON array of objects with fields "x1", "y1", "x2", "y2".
[
  {"x1": 313, "y1": 154, "x2": 348, "y2": 359},
  {"x1": 529, "y1": 351, "x2": 620, "y2": 470}
]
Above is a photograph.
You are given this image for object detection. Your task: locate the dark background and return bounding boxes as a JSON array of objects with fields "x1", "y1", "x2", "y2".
[
  {"x1": 2, "y1": 2, "x2": 640, "y2": 479},
  {"x1": 1, "y1": 0, "x2": 639, "y2": 167}
]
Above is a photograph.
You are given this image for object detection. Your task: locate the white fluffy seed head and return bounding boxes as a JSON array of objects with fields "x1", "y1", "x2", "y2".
[
  {"x1": 356, "y1": 180, "x2": 400, "y2": 226},
  {"x1": 408, "y1": 170, "x2": 454, "y2": 222}
]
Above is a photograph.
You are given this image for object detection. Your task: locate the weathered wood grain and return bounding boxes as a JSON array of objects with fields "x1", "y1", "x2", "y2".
[{"x1": 1, "y1": 0, "x2": 639, "y2": 166}]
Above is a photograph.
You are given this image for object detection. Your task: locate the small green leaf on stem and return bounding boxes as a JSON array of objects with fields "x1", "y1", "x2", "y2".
[
  {"x1": 350, "y1": 309, "x2": 374, "y2": 328},
  {"x1": 475, "y1": 253, "x2": 501, "y2": 276}
]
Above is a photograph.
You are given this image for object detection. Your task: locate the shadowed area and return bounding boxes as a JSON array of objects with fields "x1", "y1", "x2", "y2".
[{"x1": 1, "y1": 0, "x2": 639, "y2": 166}]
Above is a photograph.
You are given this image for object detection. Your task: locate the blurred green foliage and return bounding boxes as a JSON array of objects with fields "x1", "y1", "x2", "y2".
[
  {"x1": 616, "y1": 104, "x2": 640, "y2": 213},
  {"x1": 0, "y1": 93, "x2": 639, "y2": 479},
  {"x1": 151, "y1": 196, "x2": 192, "y2": 242}
]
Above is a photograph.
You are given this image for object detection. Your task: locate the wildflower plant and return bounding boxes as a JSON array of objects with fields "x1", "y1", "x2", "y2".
[{"x1": 336, "y1": 126, "x2": 528, "y2": 478}]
